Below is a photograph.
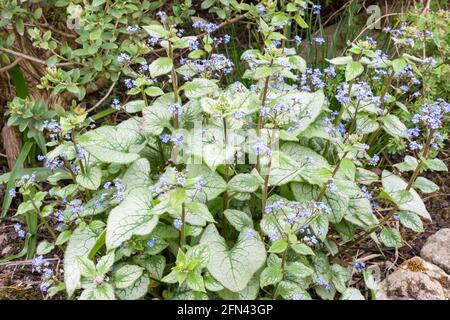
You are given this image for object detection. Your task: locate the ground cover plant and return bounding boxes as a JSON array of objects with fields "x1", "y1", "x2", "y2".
[{"x1": 0, "y1": 0, "x2": 449, "y2": 300}]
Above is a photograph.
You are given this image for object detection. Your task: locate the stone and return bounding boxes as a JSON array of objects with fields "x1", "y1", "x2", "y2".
[
  {"x1": 421, "y1": 228, "x2": 450, "y2": 273},
  {"x1": 377, "y1": 257, "x2": 450, "y2": 300}
]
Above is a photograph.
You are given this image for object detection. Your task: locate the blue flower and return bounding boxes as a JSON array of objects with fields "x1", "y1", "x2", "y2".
[
  {"x1": 9, "y1": 188, "x2": 17, "y2": 198},
  {"x1": 353, "y1": 261, "x2": 366, "y2": 273},
  {"x1": 126, "y1": 25, "x2": 139, "y2": 33},
  {"x1": 117, "y1": 53, "x2": 131, "y2": 63},
  {"x1": 409, "y1": 141, "x2": 420, "y2": 151},
  {"x1": 160, "y1": 133, "x2": 171, "y2": 143},
  {"x1": 177, "y1": 177, "x2": 186, "y2": 186},
  {"x1": 194, "y1": 178, "x2": 206, "y2": 191},
  {"x1": 256, "y1": 4, "x2": 265, "y2": 15},
  {"x1": 147, "y1": 237, "x2": 157, "y2": 248},
  {"x1": 313, "y1": 37, "x2": 325, "y2": 44},
  {"x1": 172, "y1": 133, "x2": 184, "y2": 145},
  {"x1": 312, "y1": 4, "x2": 322, "y2": 14},
  {"x1": 174, "y1": 219, "x2": 183, "y2": 229},
  {"x1": 268, "y1": 231, "x2": 280, "y2": 242},
  {"x1": 111, "y1": 98, "x2": 121, "y2": 110},
  {"x1": 369, "y1": 154, "x2": 380, "y2": 165}
]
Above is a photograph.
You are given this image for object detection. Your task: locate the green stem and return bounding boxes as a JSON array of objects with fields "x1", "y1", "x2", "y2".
[
  {"x1": 168, "y1": 41, "x2": 179, "y2": 130},
  {"x1": 180, "y1": 202, "x2": 186, "y2": 247}
]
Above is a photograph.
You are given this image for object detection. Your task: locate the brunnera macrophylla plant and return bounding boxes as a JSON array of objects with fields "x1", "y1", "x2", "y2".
[{"x1": 5, "y1": 5, "x2": 450, "y2": 301}]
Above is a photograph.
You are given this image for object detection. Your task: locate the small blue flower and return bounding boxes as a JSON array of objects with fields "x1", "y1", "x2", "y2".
[
  {"x1": 174, "y1": 219, "x2": 183, "y2": 229},
  {"x1": 160, "y1": 133, "x2": 171, "y2": 143},
  {"x1": 147, "y1": 237, "x2": 157, "y2": 248},
  {"x1": 9, "y1": 188, "x2": 17, "y2": 198},
  {"x1": 268, "y1": 231, "x2": 280, "y2": 242},
  {"x1": 117, "y1": 53, "x2": 131, "y2": 63},
  {"x1": 353, "y1": 261, "x2": 366, "y2": 273},
  {"x1": 313, "y1": 37, "x2": 325, "y2": 44},
  {"x1": 194, "y1": 178, "x2": 206, "y2": 191}
]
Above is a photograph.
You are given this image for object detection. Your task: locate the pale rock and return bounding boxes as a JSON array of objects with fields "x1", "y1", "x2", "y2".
[
  {"x1": 377, "y1": 257, "x2": 449, "y2": 300},
  {"x1": 421, "y1": 228, "x2": 450, "y2": 274}
]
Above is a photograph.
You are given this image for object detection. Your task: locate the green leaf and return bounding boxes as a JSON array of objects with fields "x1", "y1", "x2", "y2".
[
  {"x1": 79, "y1": 125, "x2": 141, "y2": 164},
  {"x1": 64, "y1": 224, "x2": 100, "y2": 296},
  {"x1": 281, "y1": 143, "x2": 331, "y2": 185},
  {"x1": 326, "y1": 56, "x2": 353, "y2": 65},
  {"x1": 122, "y1": 158, "x2": 151, "y2": 191},
  {"x1": 36, "y1": 240, "x2": 54, "y2": 255},
  {"x1": 254, "y1": 65, "x2": 272, "y2": 79},
  {"x1": 288, "y1": 56, "x2": 306, "y2": 73},
  {"x1": 91, "y1": 0, "x2": 106, "y2": 7},
  {"x1": 398, "y1": 211, "x2": 423, "y2": 232},
  {"x1": 76, "y1": 256, "x2": 97, "y2": 278},
  {"x1": 142, "y1": 24, "x2": 168, "y2": 38},
  {"x1": 268, "y1": 239, "x2": 288, "y2": 253},
  {"x1": 115, "y1": 273, "x2": 150, "y2": 300},
  {"x1": 186, "y1": 201, "x2": 215, "y2": 223},
  {"x1": 186, "y1": 272, "x2": 206, "y2": 292},
  {"x1": 291, "y1": 243, "x2": 315, "y2": 256},
  {"x1": 331, "y1": 263, "x2": 351, "y2": 293},
  {"x1": 285, "y1": 261, "x2": 313, "y2": 278},
  {"x1": 96, "y1": 251, "x2": 115, "y2": 275},
  {"x1": 200, "y1": 225, "x2": 266, "y2": 292},
  {"x1": 392, "y1": 57, "x2": 407, "y2": 73},
  {"x1": 345, "y1": 61, "x2": 364, "y2": 81},
  {"x1": 106, "y1": 187, "x2": 158, "y2": 249},
  {"x1": 382, "y1": 115, "x2": 408, "y2": 138},
  {"x1": 339, "y1": 158, "x2": 356, "y2": 181},
  {"x1": 113, "y1": 265, "x2": 144, "y2": 289},
  {"x1": 169, "y1": 188, "x2": 186, "y2": 208},
  {"x1": 394, "y1": 156, "x2": 419, "y2": 172},
  {"x1": 381, "y1": 170, "x2": 431, "y2": 220},
  {"x1": 380, "y1": 227, "x2": 402, "y2": 248},
  {"x1": 181, "y1": 78, "x2": 218, "y2": 99},
  {"x1": 228, "y1": 174, "x2": 260, "y2": 193},
  {"x1": 291, "y1": 182, "x2": 348, "y2": 224},
  {"x1": 76, "y1": 167, "x2": 102, "y2": 190},
  {"x1": 340, "y1": 287, "x2": 364, "y2": 300},
  {"x1": 424, "y1": 158, "x2": 448, "y2": 172},
  {"x1": 124, "y1": 100, "x2": 146, "y2": 113},
  {"x1": 2, "y1": 141, "x2": 32, "y2": 216},
  {"x1": 142, "y1": 93, "x2": 174, "y2": 135},
  {"x1": 260, "y1": 266, "x2": 283, "y2": 288},
  {"x1": 294, "y1": 15, "x2": 308, "y2": 28},
  {"x1": 412, "y1": 177, "x2": 439, "y2": 193},
  {"x1": 55, "y1": 230, "x2": 72, "y2": 245},
  {"x1": 186, "y1": 164, "x2": 227, "y2": 200},
  {"x1": 149, "y1": 57, "x2": 173, "y2": 78},
  {"x1": 224, "y1": 209, "x2": 253, "y2": 231},
  {"x1": 144, "y1": 86, "x2": 164, "y2": 97},
  {"x1": 79, "y1": 283, "x2": 115, "y2": 300},
  {"x1": 135, "y1": 255, "x2": 166, "y2": 280}
]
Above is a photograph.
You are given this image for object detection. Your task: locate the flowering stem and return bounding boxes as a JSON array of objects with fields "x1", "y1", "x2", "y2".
[
  {"x1": 168, "y1": 41, "x2": 179, "y2": 130},
  {"x1": 335, "y1": 130, "x2": 433, "y2": 257},
  {"x1": 272, "y1": 248, "x2": 287, "y2": 299},
  {"x1": 256, "y1": 59, "x2": 274, "y2": 170},
  {"x1": 261, "y1": 156, "x2": 272, "y2": 214},
  {"x1": 180, "y1": 202, "x2": 186, "y2": 247},
  {"x1": 223, "y1": 117, "x2": 229, "y2": 211},
  {"x1": 71, "y1": 129, "x2": 86, "y2": 175},
  {"x1": 315, "y1": 151, "x2": 349, "y2": 201},
  {"x1": 30, "y1": 198, "x2": 58, "y2": 243}
]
